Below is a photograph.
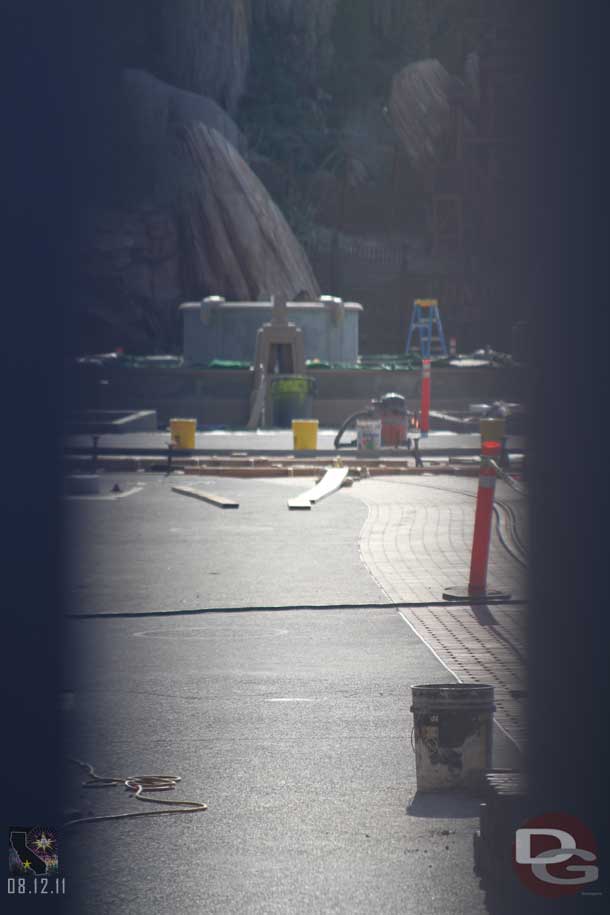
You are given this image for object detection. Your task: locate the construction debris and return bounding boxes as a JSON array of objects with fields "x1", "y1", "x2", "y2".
[
  {"x1": 171, "y1": 485, "x2": 239, "y2": 508},
  {"x1": 288, "y1": 467, "x2": 349, "y2": 510},
  {"x1": 65, "y1": 451, "x2": 525, "y2": 478}
]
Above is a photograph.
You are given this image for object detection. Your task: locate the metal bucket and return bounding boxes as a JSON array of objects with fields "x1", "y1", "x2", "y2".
[{"x1": 410, "y1": 683, "x2": 495, "y2": 792}]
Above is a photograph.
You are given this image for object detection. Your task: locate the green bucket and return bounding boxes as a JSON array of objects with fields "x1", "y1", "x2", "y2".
[
  {"x1": 271, "y1": 377, "x2": 310, "y2": 395},
  {"x1": 270, "y1": 376, "x2": 316, "y2": 427}
]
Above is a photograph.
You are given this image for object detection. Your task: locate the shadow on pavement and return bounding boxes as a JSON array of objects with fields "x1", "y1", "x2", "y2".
[
  {"x1": 469, "y1": 602, "x2": 528, "y2": 666},
  {"x1": 406, "y1": 792, "x2": 534, "y2": 915},
  {"x1": 406, "y1": 790, "x2": 481, "y2": 819},
  {"x1": 469, "y1": 604, "x2": 498, "y2": 626}
]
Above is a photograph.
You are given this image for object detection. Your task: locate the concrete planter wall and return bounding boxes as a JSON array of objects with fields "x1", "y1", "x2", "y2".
[
  {"x1": 69, "y1": 364, "x2": 526, "y2": 428},
  {"x1": 180, "y1": 299, "x2": 362, "y2": 365}
]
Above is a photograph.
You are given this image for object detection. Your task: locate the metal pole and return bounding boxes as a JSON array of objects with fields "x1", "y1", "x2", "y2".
[{"x1": 420, "y1": 359, "x2": 431, "y2": 436}]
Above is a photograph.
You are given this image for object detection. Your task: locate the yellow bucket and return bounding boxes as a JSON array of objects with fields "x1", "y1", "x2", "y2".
[
  {"x1": 170, "y1": 418, "x2": 197, "y2": 449},
  {"x1": 292, "y1": 419, "x2": 318, "y2": 451},
  {"x1": 479, "y1": 418, "x2": 506, "y2": 443}
]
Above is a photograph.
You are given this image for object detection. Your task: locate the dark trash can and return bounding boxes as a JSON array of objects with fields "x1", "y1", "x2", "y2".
[{"x1": 271, "y1": 375, "x2": 316, "y2": 428}]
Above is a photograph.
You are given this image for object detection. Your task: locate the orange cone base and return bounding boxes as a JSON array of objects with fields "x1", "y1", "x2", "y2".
[{"x1": 442, "y1": 586, "x2": 511, "y2": 603}]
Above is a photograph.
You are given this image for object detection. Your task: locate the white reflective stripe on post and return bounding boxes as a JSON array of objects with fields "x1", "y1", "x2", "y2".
[
  {"x1": 422, "y1": 362, "x2": 431, "y2": 378},
  {"x1": 478, "y1": 476, "x2": 496, "y2": 489}
]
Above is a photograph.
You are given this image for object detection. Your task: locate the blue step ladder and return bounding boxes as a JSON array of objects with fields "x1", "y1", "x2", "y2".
[{"x1": 405, "y1": 298, "x2": 448, "y2": 359}]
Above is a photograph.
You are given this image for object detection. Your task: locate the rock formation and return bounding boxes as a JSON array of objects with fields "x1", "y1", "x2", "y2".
[
  {"x1": 389, "y1": 59, "x2": 468, "y2": 173},
  {"x1": 176, "y1": 123, "x2": 320, "y2": 303},
  {"x1": 156, "y1": 0, "x2": 250, "y2": 113},
  {"x1": 75, "y1": 98, "x2": 319, "y2": 352},
  {"x1": 122, "y1": 69, "x2": 244, "y2": 155}
]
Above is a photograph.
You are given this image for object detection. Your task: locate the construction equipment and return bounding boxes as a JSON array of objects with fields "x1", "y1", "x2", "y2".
[
  {"x1": 334, "y1": 393, "x2": 420, "y2": 452},
  {"x1": 405, "y1": 298, "x2": 448, "y2": 358}
]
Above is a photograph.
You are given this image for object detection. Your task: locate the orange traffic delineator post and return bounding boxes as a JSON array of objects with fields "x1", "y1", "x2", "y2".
[
  {"x1": 443, "y1": 440, "x2": 511, "y2": 603},
  {"x1": 420, "y1": 358, "x2": 431, "y2": 437}
]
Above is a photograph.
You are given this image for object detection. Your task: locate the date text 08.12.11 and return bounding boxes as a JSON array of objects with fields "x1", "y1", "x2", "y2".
[{"x1": 8, "y1": 877, "x2": 66, "y2": 894}]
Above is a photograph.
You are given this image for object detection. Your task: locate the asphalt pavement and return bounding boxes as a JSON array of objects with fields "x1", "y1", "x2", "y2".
[
  {"x1": 60, "y1": 468, "x2": 525, "y2": 914},
  {"x1": 62, "y1": 606, "x2": 517, "y2": 915},
  {"x1": 63, "y1": 474, "x2": 385, "y2": 614}
]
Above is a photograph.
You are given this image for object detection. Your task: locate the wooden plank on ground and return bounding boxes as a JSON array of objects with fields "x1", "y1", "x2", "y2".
[
  {"x1": 287, "y1": 497, "x2": 312, "y2": 511},
  {"x1": 171, "y1": 485, "x2": 239, "y2": 508},
  {"x1": 287, "y1": 467, "x2": 348, "y2": 510}
]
